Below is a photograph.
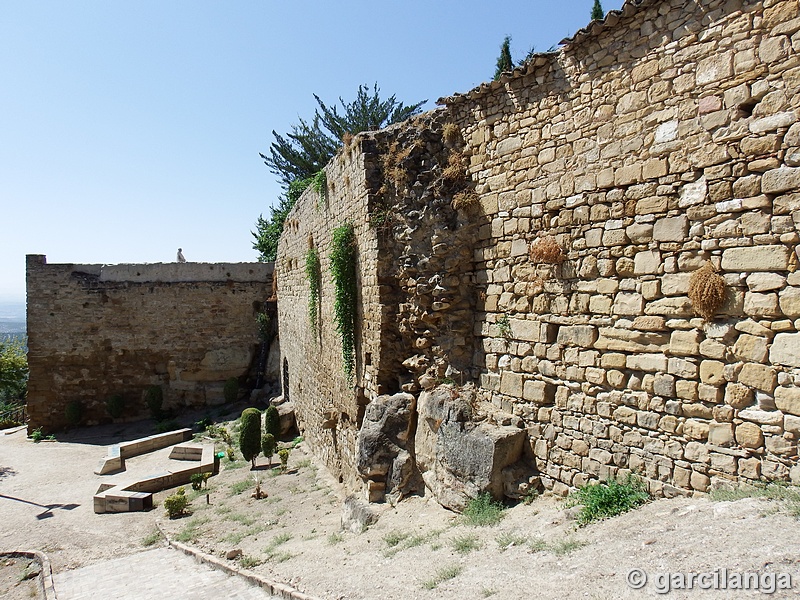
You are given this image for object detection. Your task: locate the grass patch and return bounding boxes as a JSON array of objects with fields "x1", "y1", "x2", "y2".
[
  {"x1": 422, "y1": 564, "x2": 463, "y2": 590},
  {"x1": 550, "y1": 538, "x2": 587, "y2": 556},
  {"x1": 175, "y1": 516, "x2": 209, "y2": 543},
  {"x1": 238, "y1": 555, "x2": 262, "y2": 569},
  {"x1": 451, "y1": 533, "x2": 482, "y2": 554},
  {"x1": 481, "y1": 588, "x2": 497, "y2": 598},
  {"x1": 496, "y1": 531, "x2": 528, "y2": 551},
  {"x1": 225, "y1": 513, "x2": 256, "y2": 526},
  {"x1": 215, "y1": 505, "x2": 232, "y2": 515},
  {"x1": 296, "y1": 458, "x2": 312, "y2": 469},
  {"x1": 384, "y1": 530, "x2": 411, "y2": 547},
  {"x1": 141, "y1": 529, "x2": 162, "y2": 547},
  {"x1": 384, "y1": 529, "x2": 443, "y2": 557},
  {"x1": 228, "y1": 479, "x2": 253, "y2": 496},
  {"x1": 569, "y1": 475, "x2": 650, "y2": 527},
  {"x1": 462, "y1": 493, "x2": 505, "y2": 527},
  {"x1": 327, "y1": 532, "x2": 344, "y2": 545},
  {"x1": 528, "y1": 537, "x2": 548, "y2": 552},
  {"x1": 710, "y1": 482, "x2": 800, "y2": 516},
  {"x1": 265, "y1": 550, "x2": 293, "y2": 563}
]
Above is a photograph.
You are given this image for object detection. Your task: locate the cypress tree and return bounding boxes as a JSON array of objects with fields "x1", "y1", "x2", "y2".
[
  {"x1": 239, "y1": 408, "x2": 262, "y2": 468},
  {"x1": 591, "y1": 0, "x2": 605, "y2": 21},
  {"x1": 264, "y1": 405, "x2": 281, "y2": 439},
  {"x1": 494, "y1": 36, "x2": 514, "y2": 81}
]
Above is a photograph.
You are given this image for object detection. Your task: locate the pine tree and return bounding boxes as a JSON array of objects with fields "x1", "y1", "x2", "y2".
[
  {"x1": 494, "y1": 36, "x2": 514, "y2": 80},
  {"x1": 591, "y1": 0, "x2": 605, "y2": 21}
]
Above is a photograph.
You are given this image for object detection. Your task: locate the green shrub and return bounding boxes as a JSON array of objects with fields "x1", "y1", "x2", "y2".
[
  {"x1": 164, "y1": 487, "x2": 189, "y2": 518},
  {"x1": 226, "y1": 446, "x2": 236, "y2": 461},
  {"x1": 463, "y1": 493, "x2": 505, "y2": 526},
  {"x1": 30, "y1": 427, "x2": 43, "y2": 443},
  {"x1": 261, "y1": 433, "x2": 276, "y2": 466},
  {"x1": 224, "y1": 377, "x2": 239, "y2": 403},
  {"x1": 65, "y1": 401, "x2": 83, "y2": 426},
  {"x1": 329, "y1": 222, "x2": 357, "y2": 381},
  {"x1": 106, "y1": 394, "x2": 124, "y2": 419},
  {"x1": 570, "y1": 474, "x2": 650, "y2": 527},
  {"x1": 239, "y1": 408, "x2": 262, "y2": 467},
  {"x1": 145, "y1": 385, "x2": 163, "y2": 419},
  {"x1": 278, "y1": 448, "x2": 290, "y2": 473},
  {"x1": 190, "y1": 473, "x2": 205, "y2": 491},
  {"x1": 264, "y1": 405, "x2": 280, "y2": 438}
]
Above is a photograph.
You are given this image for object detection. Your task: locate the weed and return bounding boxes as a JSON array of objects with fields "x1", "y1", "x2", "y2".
[
  {"x1": 296, "y1": 458, "x2": 312, "y2": 469},
  {"x1": 229, "y1": 479, "x2": 253, "y2": 496},
  {"x1": 265, "y1": 551, "x2": 293, "y2": 563},
  {"x1": 452, "y1": 190, "x2": 479, "y2": 212},
  {"x1": 215, "y1": 505, "x2": 232, "y2": 515},
  {"x1": 528, "y1": 537, "x2": 548, "y2": 553},
  {"x1": 689, "y1": 262, "x2": 726, "y2": 320},
  {"x1": 442, "y1": 122, "x2": 462, "y2": 146},
  {"x1": 442, "y1": 152, "x2": 466, "y2": 185},
  {"x1": 481, "y1": 588, "x2": 497, "y2": 598},
  {"x1": 268, "y1": 532, "x2": 292, "y2": 548},
  {"x1": 384, "y1": 530, "x2": 411, "y2": 548},
  {"x1": 550, "y1": 538, "x2": 587, "y2": 556},
  {"x1": 463, "y1": 493, "x2": 506, "y2": 527},
  {"x1": 30, "y1": 428, "x2": 43, "y2": 442},
  {"x1": 451, "y1": 533, "x2": 482, "y2": 554},
  {"x1": 225, "y1": 513, "x2": 257, "y2": 526},
  {"x1": 569, "y1": 474, "x2": 650, "y2": 527},
  {"x1": 141, "y1": 529, "x2": 162, "y2": 547},
  {"x1": 496, "y1": 532, "x2": 528, "y2": 551},
  {"x1": 327, "y1": 532, "x2": 344, "y2": 545},
  {"x1": 422, "y1": 565, "x2": 463, "y2": 590},
  {"x1": 496, "y1": 314, "x2": 512, "y2": 340},
  {"x1": 238, "y1": 555, "x2": 262, "y2": 569}
]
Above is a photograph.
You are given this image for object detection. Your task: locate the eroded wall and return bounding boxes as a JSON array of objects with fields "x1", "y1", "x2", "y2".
[{"x1": 26, "y1": 255, "x2": 272, "y2": 431}]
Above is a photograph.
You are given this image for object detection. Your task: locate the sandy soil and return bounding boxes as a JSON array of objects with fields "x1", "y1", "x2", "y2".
[
  {"x1": 3, "y1": 415, "x2": 800, "y2": 600},
  {"x1": 0, "y1": 556, "x2": 39, "y2": 600}
]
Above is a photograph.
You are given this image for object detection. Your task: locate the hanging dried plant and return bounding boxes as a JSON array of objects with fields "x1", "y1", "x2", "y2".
[
  {"x1": 688, "y1": 262, "x2": 726, "y2": 320},
  {"x1": 529, "y1": 236, "x2": 565, "y2": 264}
]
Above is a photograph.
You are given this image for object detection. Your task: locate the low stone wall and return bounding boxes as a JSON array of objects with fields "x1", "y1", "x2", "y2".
[{"x1": 26, "y1": 255, "x2": 272, "y2": 432}]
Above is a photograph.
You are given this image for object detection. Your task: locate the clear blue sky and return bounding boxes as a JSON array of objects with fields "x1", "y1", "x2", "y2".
[{"x1": 1, "y1": 1, "x2": 623, "y2": 302}]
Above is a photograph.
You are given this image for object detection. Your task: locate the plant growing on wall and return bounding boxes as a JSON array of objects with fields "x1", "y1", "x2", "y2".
[
  {"x1": 688, "y1": 262, "x2": 726, "y2": 320},
  {"x1": 239, "y1": 408, "x2": 262, "y2": 468},
  {"x1": 497, "y1": 314, "x2": 513, "y2": 340},
  {"x1": 305, "y1": 245, "x2": 321, "y2": 333},
  {"x1": 312, "y1": 170, "x2": 327, "y2": 210},
  {"x1": 330, "y1": 223, "x2": 358, "y2": 382}
]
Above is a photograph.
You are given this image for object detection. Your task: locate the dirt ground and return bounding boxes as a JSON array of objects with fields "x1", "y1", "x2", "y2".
[
  {"x1": 0, "y1": 556, "x2": 39, "y2": 600},
  {"x1": 2, "y1": 414, "x2": 800, "y2": 600}
]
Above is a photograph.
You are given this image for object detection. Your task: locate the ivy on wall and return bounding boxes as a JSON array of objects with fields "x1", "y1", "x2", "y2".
[
  {"x1": 329, "y1": 222, "x2": 357, "y2": 382},
  {"x1": 313, "y1": 170, "x2": 327, "y2": 211},
  {"x1": 305, "y1": 245, "x2": 321, "y2": 335}
]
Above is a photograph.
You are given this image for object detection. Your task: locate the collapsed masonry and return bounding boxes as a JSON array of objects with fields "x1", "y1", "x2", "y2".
[{"x1": 280, "y1": 0, "x2": 800, "y2": 507}]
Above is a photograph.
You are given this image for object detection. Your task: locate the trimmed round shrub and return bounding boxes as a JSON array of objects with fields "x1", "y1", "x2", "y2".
[
  {"x1": 264, "y1": 405, "x2": 280, "y2": 439},
  {"x1": 106, "y1": 394, "x2": 124, "y2": 419},
  {"x1": 164, "y1": 487, "x2": 188, "y2": 519},
  {"x1": 145, "y1": 385, "x2": 163, "y2": 419},
  {"x1": 65, "y1": 401, "x2": 83, "y2": 427},
  {"x1": 261, "y1": 433, "x2": 276, "y2": 466},
  {"x1": 278, "y1": 448, "x2": 290, "y2": 472},
  {"x1": 223, "y1": 377, "x2": 239, "y2": 403},
  {"x1": 239, "y1": 408, "x2": 262, "y2": 467}
]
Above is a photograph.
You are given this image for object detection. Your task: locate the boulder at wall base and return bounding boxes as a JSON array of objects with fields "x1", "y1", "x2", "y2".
[
  {"x1": 276, "y1": 401, "x2": 297, "y2": 437},
  {"x1": 355, "y1": 392, "x2": 421, "y2": 500},
  {"x1": 414, "y1": 385, "x2": 532, "y2": 512}
]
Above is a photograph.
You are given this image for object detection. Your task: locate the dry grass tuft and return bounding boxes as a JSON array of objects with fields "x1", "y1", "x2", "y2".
[
  {"x1": 452, "y1": 190, "x2": 480, "y2": 212},
  {"x1": 688, "y1": 262, "x2": 726, "y2": 320},
  {"x1": 442, "y1": 152, "x2": 466, "y2": 185},
  {"x1": 442, "y1": 123, "x2": 462, "y2": 146},
  {"x1": 529, "y1": 236, "x2": 565, "y2": 264},
  {"x1": 342, "y1": 131, "x2": 354, "y2": 148}
]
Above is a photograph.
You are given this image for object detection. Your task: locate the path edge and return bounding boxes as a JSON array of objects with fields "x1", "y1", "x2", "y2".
[
  {"x1": 0, "y1": 549, "x2": 58, "y2": 600},
  {"x1": 155, "y1": 522, "x2": 324, "y2": 600}
]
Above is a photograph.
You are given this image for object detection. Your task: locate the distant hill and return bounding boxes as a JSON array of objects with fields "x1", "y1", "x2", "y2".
[{"x1": 0, "y1": 301, "x2": 26, "y2": 340}]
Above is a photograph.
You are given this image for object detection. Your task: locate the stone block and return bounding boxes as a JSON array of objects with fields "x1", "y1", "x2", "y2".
[
  {"x1": 669, "y1": 330, "x2": 700, "y2": 355},
  {"x1": 500, "y1": 372, "x2": 524, "y2": 397},
  {"x1": 775, "y1": 386, "x2": 800, "y2": 416},
  {"x1": 613, "y1": 292, "x2": 644, "y2": 315},
  {"x1": 721, "y1": 246, "x2": 791, "y2": 271},
  {"x1": 724, "y1": 383, "x2": 754, "y2": 410},
  {"x1": 626, "y1": 353, "x2": 668, "y2": 373},
  {"x1": 779, "y1": 287, "x2": 800, "y2": 317},
  {"x1": 708, "y1": 422, "x2": 734, "y2": 447},
  {"x1": 634, "y1": 250, "x2": 662, "y2": 275},
  {"x1": 733, "y1": 334, "x2": 769, "y2": 363},
  {"x1": 737, "y1": 363, "x2": 777, "y2": 393},
  {"x1": 683, "y1": 419, "x2": 709, "y2": 441},
  {"x1": 770, "y1": 333, "x2": 800, "y2": 367},
  {"x1": 699, "y1": 360, "x2": 725, "y2": 386},
  {"x1": 523, "y1": 380, "x2": 556, "y2": 405},
  {"x1": 653, "y1": 216, "x2": 689, "y2": 242},
  {"x1": 556, "y1": 325, "x2": 597, "y2": 347}
]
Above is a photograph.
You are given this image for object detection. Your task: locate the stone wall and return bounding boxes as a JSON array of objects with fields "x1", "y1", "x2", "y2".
[
  {"x1": 441, "y1": 0, "x2": 800, "y2": 495},
  {"x1": 280, "y1": 0, "x2": 800, "y2": 502},
  {"x1": 26, "y1": 255, "x2": 272, "y2": 431}
]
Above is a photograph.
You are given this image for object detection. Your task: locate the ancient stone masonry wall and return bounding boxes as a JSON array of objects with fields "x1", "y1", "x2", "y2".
[
  {"x1": 441, "y1": 0, "x2": 800, "y2": 495},
  {"x1": 26, "y1": 255, "x2": 272, "y2": 432}
]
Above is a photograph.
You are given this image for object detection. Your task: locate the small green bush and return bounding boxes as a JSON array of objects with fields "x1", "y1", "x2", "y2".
[
  {"x1": 30, "y1": 427, "x2": 43, "y2": 442},
  {"x1": 261, "y1": 433, "x2": 276, "y2": 466},
  {"x1": 224, "y1": 377, "x2": 239, "y2": 403},
  {"x1": 570, "y1": 474, "x2": 650, "y2": 527},
  {"x1": 190, "y1": 473, "x2": 205, "y2": 491},
  {"x1": 278, "y1": 448, "x2": 290, "y2": 473},
  {"x1": 164, "y1": 487, "x2": 188, "y2": 518},
  {"x1": 463, "y1": 493, "x2": 505, "y2": 526},
  {"x1": 239, "y1": 408, "x2": 262, "y2": 467},
  {"x1": 145, "y1": 385, "x2": 163, "y2": 419},
  {"x1": 264, "y1": 405, "x2": 280, "y2": 438},
  {"x1": 106, "y1": 394, "x2": 124, "y2": 419},
  {"x1": 65, "y1": 401, "x2": 83, "y2": 426}
]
